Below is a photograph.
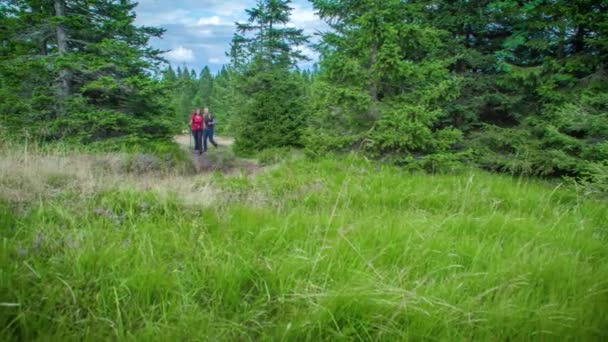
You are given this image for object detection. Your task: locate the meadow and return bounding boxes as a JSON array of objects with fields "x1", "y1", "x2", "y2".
[{"x1": 1, "y1": 145, "x2": 607, "y2": 340}]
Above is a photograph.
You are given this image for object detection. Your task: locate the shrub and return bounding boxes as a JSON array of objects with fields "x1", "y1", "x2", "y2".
[
  {"x1": 366, "y1": 105, "x2": 462, "y2": 156},
  {"x1": 579, "y1": 161, "x2": 608, "y2": 197},
  {"x1": 303, "y1": 129, "x2": 361, "y2": 158}
]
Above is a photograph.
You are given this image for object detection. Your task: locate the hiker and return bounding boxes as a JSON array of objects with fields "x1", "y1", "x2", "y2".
[
  {"x1": 203, "y1": 107, "x2": 218, "y2": 152},
  {"x1": 190, "y1": 108, "x2": 204, "y2": 155}
]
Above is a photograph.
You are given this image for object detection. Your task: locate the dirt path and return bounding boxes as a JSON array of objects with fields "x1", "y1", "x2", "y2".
[
  {"x1": 174, "y1": 134, "x2": 259, "y2": 174},
  {"x1": 174, "y1": 134, "x2": 234, "y2": 148}
]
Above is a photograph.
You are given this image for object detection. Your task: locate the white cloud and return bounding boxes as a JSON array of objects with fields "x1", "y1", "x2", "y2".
[
  {"x1": 197, "y1": 15, "x2": 222, "y2": 26},
  {"x1": 164, "y1": 46, "x2": 195, "y2": 62},
  {"x1": 196, "y1": 29, "x2": 214, "y2": 36},
  {"x1": 297, "y1": 45, "x2": 319, "y2": 62},
  {"x1": 135, "y1": 9, "x2": 195, "y2": 26},
  {"x1": 289, "y1": 4, "x2": 328, "y2": 35},
  {"x1": 133, "y1": 0, "x2": 325, "y2": 72},
  {"x1": 211, "y1": 1, "x2": 255, "y2": 16},
  {"x1": 291, "y1": 5, "x2": 318, "y2": 24}
]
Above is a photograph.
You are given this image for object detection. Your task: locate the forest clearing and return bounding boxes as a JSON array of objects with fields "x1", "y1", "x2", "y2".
[{"x1": 1, "y1": 0, "x2": 607, "y2": 340}]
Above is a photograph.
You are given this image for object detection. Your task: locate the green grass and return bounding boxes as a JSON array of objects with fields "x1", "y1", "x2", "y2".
[{"x1": 1, "y1": 155, "x2": 607, "y2": 340}]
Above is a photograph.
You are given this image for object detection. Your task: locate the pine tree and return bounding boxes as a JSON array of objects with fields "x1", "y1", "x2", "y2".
[
  {"x1": 419, "y1": 0, "x2": 608, "y2": 176},
  {"x1": 182, "y1": 67, "x2": 191, "y2": 81},
  {"x1": 198, "y1": 66, "x2": 214, "y2": 107},
  {"x1": 230, "y1": 0, "x2": 310, "y2": 154},
  {"x1": 235, "y1": 0, "x2": 309, "y2": 66},
  {"x1": 163, "y1": 66, "x2": 177, "y2": 83},
  {"x1": 308, "y1": 0, "x2": 462, "y2": 160},
  {"x1": 0, "y1": 0, "x2": 172, "y2": 145}
]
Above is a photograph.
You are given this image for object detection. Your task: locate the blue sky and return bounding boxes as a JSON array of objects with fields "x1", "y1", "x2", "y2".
[{"x1": 133, "y1": 0, "x2": 327, "y2": 74}]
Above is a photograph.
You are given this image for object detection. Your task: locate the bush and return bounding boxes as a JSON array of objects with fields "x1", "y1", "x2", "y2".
[
  {"x1": 366, "y1": 105, "x2": 462, "y2": 156},
  {"x1": 233, "y1": 66, "x2": 307, "y2": 156},
  {"x1": 415, "y1": 152, "x2": 470, "y2": 174},
  {"x1": 381, "y1": 151, "x2": 470, "y2": 174},
  {"x1": 579, "y1": 161, "x2": 608, "y2": 196},
  {"x1": 303, "y1": 129, "x2": 361, "y2": 158}
]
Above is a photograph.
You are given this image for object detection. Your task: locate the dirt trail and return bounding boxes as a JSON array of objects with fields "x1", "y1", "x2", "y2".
[
  {"x1": 174, "y1": 134, "x2": 259, "y2": 174},
  {"x1": 174, "y1": 134, "x2": 234, "y2": 148}
]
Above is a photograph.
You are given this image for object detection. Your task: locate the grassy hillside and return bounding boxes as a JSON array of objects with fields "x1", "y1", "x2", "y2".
[{"x1": 1, "y1": 147, "x2": 607, "y2": 340}]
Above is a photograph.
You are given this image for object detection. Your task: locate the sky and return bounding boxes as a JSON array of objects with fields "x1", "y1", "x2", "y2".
[{"x1": 133, "y1": 0, "x2": 327, "y2": 74}]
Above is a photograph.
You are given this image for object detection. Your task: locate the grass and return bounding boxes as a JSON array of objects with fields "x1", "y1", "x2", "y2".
[{"x1": 1, "y1": 147, "x2": 607, "y2": 340}]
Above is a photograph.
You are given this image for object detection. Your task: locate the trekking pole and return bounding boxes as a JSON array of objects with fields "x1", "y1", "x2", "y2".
[{"x1": 189, "y1": 129, "x2": 192, "y2": 150}]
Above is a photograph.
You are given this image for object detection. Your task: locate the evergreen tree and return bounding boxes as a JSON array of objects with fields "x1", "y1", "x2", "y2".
[
  {"x1": 308, "y1": 0, "x2": 462, "y2": 161},
  {"x1": 182, "y1": 67, "x2": 191, "y2": 81},
  {"x1": 163, "y1": 66, "x2": 177, "y2": 83},
  {"x1": 307, "y1": 0, "x2": 607, "y2": 179},
  {"x1": 419, "y1": 0, "x2": 608, "y2": 176},
  {"x1": 0, "y1": 0, "x2": 172, "y2": 145},
  {"x1": 198, "y1": 66, "x2": 214, "y2": 107},
  {"x1": 230, "y1": 0, "x2": 310, "y2": 154},
  {"x1": 217, "y1": 66, "x2": 250, "y2": 136}
]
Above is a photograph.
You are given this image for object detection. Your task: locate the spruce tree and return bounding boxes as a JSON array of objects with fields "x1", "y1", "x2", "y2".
[
  {"x1": 230, "y1": 0, "x2": 310, "y2": 154},
  {"x1": 0, "y1": 0, "x2": 172, "y2": 145},
  {"x1": 308, "y1": 0, "x2": 462, "y2": 160},
  {"x1": 198, "y1": 66, "x2": 214, "y2": 107},
  {"x1": 419, "y1": 0, "x2": 608, "y2": 176}
]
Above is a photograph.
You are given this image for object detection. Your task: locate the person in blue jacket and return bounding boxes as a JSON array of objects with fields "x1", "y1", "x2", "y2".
[{"x1": 202, "y1": 107, "x2": 218, "y2": 152}]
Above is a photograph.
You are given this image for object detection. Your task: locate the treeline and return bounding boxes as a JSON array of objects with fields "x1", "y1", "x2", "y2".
[
  {"x1": 159, "y1": 64, "x2": 314, "y2": 136},
  {"x1": 304, "y1": 0, "x2": 608, "y2": 180},
  {"x1": 160, "y1": 65, "x2": 228, "y2": 132},
  {"x1": 2, "y1": 0, "x2": 607, "y2": 186},
  {"x1": 169, "y1": 0, "x2": 604, "y2": 185}
]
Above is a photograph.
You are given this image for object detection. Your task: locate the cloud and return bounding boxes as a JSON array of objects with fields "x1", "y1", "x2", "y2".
[
  {"x1": 205, "y1": 1, "x2": 255, "y2": 16},
  {"x1": 209, "y1": 57, "x2": 228, "y2": 64},
  {"x1": 290, "y1": 4, "x2": 328, "y2": 35},
  {"x1": 134, "y1": 0, "x2": 325, "y2": 72},
  {"x1": 291, "y1": 5, "x2": 318, "y2": 24},
  {"x1": 299, "y1": 45, "x2": 317, "y2": 60},
  {"x1": 197, "y1": 15, "x2": 222, "y2": 26},
  {"x1": 164, "y1": 46, "x2": 195, "y2": 62},
  {"x1": 135, "y1": 9, "x2": 195, "y2": 26},
  {"x1": 195, "y1": 29, "x2": 214, "y2": 37}
]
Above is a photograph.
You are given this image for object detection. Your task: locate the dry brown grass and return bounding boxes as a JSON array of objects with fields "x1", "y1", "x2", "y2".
[{"x1": 0, "y1": 144, "x2": 218, "y2": 207}]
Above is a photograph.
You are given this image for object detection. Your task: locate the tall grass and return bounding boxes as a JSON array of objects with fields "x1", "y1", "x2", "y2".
[{"x1": 1, "y1": 152, "x2": 607, "y2": 340}]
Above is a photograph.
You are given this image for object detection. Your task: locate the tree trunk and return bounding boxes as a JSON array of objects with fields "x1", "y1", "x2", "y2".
[
  {"x1": 572, "y1": 26, "x2": 586, "y2": 54},
  {"x1": 268, "y1": 18, "x2": 273, "y2": 62},
  {"x1": 32, "y1": 4, "x2": 48, "y2": 55},
  {"x1": 54, "y1": 0, "x2": 70, "y2": 114},
  {"x1": 368, "y1": 41, "x2": 380, "y2": 120},
  {"x1": 41, "y1": 39, "x2": 48, "y2": 55}
]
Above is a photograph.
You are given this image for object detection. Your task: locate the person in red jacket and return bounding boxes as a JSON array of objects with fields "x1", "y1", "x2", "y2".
[{"x1": 190, "y1": 108, "x2": 204, "y2": 154}]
